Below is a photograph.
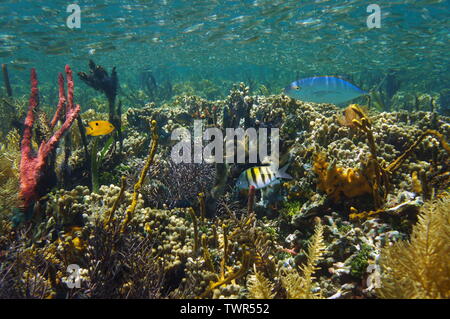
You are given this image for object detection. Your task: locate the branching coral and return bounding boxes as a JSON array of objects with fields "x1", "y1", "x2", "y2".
[
  {"x1": 2, "y1": 73, "x2": 449, "y2": 301},
  {"x1": 377, "y1": 195, "x2": 450, "y2": 299},
  {"x1": 19, "y1": 66, "x2": 81, "y2": 212},
  {"x1": 200, "y1": 250, "x2": 252, "y2": 298},
  {"x1": 352, "y1": 106, "x2": 449, "y2": 204},
  {"x1": 315, "y1": 104, "x2": 449, "y2": 210}
]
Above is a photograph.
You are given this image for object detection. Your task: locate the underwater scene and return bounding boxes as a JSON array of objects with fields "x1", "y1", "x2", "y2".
[{"x1": 0, "y1": 0, "x2": 449, "y2": 301}]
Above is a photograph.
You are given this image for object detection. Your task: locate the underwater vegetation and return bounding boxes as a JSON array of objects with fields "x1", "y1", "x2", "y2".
[
  {"x1": 246, "y1": 218, "x2": 326, "y2": 299},
  {"x1": 0, "y1": 129, "x2": 21, "y2": 215},
  {"x1": 378, "y1": 195, "x2": 450, "y2": 299},
  {"x1": 0, "y1": 60, "x2": 449, "y2": 300},
  {"x1": 78, "y1": 60, "x2": 122, "y2": 150}
]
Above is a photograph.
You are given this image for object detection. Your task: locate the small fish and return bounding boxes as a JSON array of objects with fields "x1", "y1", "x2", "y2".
[
  {"x1": 85, "y1": 121, "x2": 115, "y2": 136},
  {"x1": 236, "y1": 164, "x2": 292, "y2": 190},
  {"x1": 284, "y1": 76, "x2": 367, "y2": 105}
]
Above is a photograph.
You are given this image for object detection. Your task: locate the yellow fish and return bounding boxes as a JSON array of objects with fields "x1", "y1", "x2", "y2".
[{"x1": 85, "y1": 121, "x2": 115, "y2": 136}]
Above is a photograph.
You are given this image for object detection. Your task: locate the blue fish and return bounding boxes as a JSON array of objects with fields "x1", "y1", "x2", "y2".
[{"x1": 284, "y1": 76, "x2": 367, "y2": 105}]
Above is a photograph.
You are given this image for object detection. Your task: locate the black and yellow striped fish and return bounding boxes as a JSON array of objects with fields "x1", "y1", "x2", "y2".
[
  {"x1": 85, "y1": 120, "x2": 115, "y2": 136},
  {"x1": 236, "y1": 164, "x2": 292, "y2": 190}
]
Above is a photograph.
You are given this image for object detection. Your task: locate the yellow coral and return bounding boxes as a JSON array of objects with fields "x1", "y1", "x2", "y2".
[
  {"x1": 57, "y1": 226, "x2": 86, "y2": 252},
  {"x1": 377, "y1": 195, "x2": 450, "y2": 299},
  {"x1": 200, "y1": 250, "x2": 252, "y2": 298},
  {"x1": 0, "y1": 129, "x2": 21, "y2": 213},
  {"x1": 313, "y1": 153, "x2": 372, "y2": 202},
  {"x1": 121, "y1": 120, "x2": 159, "y2": 233},
  {"x1": 411, "y1": 171, "x2": 423, "y2": 194},
  {"x1": 246, "y1": 265, "x2": 275, "y2": 299}
]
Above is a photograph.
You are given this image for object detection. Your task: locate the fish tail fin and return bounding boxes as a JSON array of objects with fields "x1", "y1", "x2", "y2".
[
  {"x1": 276, "y1": 163, "x2": 292, "y2": 180},
  {"x1": 85, "y1": 126, "x2": 92, "y2": 136}
]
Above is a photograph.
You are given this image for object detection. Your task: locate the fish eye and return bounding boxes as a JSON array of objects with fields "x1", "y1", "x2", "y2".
[
  {"x1": 293, "y1": 85, "x2": 301, "y2": 91},
  {"x1": 95, "y1": 122, "x2": 99, "y2": 126}
]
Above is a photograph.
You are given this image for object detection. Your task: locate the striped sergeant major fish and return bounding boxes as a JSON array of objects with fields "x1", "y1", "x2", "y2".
[{"x1": 236, "y1": 164, "x2": 292, "y2": 190}]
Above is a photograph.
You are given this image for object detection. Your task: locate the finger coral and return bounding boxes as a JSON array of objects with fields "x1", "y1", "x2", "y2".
[{"x1": 19, "y1": 66, "x2": 81, "y2": 212}]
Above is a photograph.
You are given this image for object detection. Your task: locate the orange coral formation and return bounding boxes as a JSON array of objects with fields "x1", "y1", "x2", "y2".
[
  {"x1": 337, "y1": 104, "x2": 369, "y2": 128},
  {"x1": 313, "y1": 153, "x2": 373, "y2": 202}
]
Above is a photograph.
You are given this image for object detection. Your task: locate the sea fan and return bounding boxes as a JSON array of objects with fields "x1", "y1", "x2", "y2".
[
  {"x1": 244, "y1": 219, "x2": 326, "y2": 299},
  {"x1": 377, "y1": 195, "x2": 450, "y2": 299},
  {"x1": 246, "y1": 265, "x2": 275, "y2": 299},
  {"x1": 281, "y1": 219, "x2": 326, "y2": 299}
]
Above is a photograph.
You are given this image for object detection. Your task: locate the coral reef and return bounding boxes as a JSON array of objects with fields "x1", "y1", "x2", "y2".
[{"x1": 0, "y1": 76, "x2": 449, "y2": 300}]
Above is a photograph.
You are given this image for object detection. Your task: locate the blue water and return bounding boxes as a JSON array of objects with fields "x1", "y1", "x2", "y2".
[{"x1": 0, "y1": 0, "x2": 449, "y2": 98}]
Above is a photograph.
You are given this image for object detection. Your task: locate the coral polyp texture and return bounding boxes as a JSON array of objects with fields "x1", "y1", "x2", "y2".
[{"x1": 0, "y1": 70, "x2": 449, "y2": 300}]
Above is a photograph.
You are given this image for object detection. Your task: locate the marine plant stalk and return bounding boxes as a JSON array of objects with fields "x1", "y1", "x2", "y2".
[
  {"x1": 220, "y1": 224, "x2": 228, "y2": 278},
  {"x1": 2, "y1": 64, "x2": 12, "y2": 97},
  {"x1": 198, "y1": 192, "x2": 206, "y2": 222},
  {"x1": 91, "y1": 135, "x2": 114, "y2": 193},
  {"x1": 120, "y1": 120, "x2": 159, "y2": 233},
  {"x1": 104, "y1": 176, "x2": 126, "y2": 229},
  {"x1": 386, "y1": 129, "x2": 450, "y2": 174},
  {"x1": 188, "y1": 207, "x2": 199, "y2": 255},
  {"x1": 211, "y1": 224, "x2": 218, "y2": 248},
  {"x1": 351, "y1": 106, "x2": 386, "y2": 208},
  {"x1": 76, "y1": 114, "x2": 91, "y2": 187},
  {"x1": 247, "y1": 185, "x2": 256, "y2": 215},
  {"x1": 200, "y1": 250, "x2": 252, "y2": 298},
  {"x1": 202, "y1": 233, "x2": 215, "y2": 273},
  {"x1": 91, "y1": 137, "x2": 99, "y2": 193}
]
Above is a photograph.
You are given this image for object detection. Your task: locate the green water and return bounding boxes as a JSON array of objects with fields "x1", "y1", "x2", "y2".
[{"x1": 0, "y1": 0, "x2": 448, "y2": 105}]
